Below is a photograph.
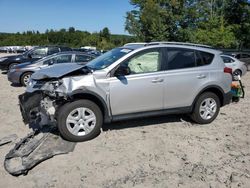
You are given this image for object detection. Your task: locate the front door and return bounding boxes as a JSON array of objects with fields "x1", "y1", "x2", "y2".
[{"x1": 109, "y1": 49, "x2": 165, "y2": 116}]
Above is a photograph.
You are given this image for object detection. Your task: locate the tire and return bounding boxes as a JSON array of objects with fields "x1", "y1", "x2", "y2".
[
  {"x1": 191, "y1": 92, "x2": 220, "y2": 124},
  {"x1": 233, "y1": 69, "x2": 242, "y2": 77},
  {"x1": 57, "y1": 100, "x2": 103, "y2": 142},
  {"x1": 20, "y1": 72, "x2": 33, "y2": 86},
  {"x1": 8, "y1": 63, "x2": 18, "y2": 71}
]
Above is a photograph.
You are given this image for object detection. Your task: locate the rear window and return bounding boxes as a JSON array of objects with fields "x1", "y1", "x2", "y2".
[{"x1": 195, "y1": 51, "x2": 214, "y2": 66}]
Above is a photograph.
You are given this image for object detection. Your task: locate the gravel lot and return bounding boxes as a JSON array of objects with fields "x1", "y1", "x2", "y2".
[{"x1": 0, "y1": 53, "x2": 249, "y2": 188}]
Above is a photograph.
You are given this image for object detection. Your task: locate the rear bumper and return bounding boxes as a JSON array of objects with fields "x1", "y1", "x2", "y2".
[{"x1": 222, "y1": 91, "x2": 232, "y2": 106}]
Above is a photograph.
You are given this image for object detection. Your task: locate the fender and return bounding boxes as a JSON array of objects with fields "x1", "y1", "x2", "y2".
[
  {"x1": 68, "y1": 89, "x2": 112, "y2": 123},
  {"x1": 191, "y1": 85, "x2": 227, "y2": 110}
]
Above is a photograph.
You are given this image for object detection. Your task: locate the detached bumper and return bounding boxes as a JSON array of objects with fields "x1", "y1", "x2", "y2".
[{"x1": 222, "y1": 91, "x2": 232, "y2": 106}]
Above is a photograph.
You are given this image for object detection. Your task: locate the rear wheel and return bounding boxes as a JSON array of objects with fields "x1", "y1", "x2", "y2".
[
  {"x1": 20, "y1": 72, "x2": 33, "y2": 86},
  {"x1": 191, "y1": 92, "x2": 220, "y2": 124},
  {"x1": 57, "y1": 100, "x2": 103, "y2": 142},
  {"x1": 233, "y1": 69, "x2": 242, "y2": 77}
]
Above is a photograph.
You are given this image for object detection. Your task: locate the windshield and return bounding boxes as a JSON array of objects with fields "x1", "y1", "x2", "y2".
[
  {"x1": 22, "y1": 49, "x2": 34, "y2": 57},
  {"x1": 86, "y1": 48, "x2": 133, "y2": 70}
]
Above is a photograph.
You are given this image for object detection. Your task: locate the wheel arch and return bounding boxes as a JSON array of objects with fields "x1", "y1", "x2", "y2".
[
  {"x1": 68, "y1": 90, "x2": 111, "y2": 123},
  {"x1": 20, "y1": 71, "x2": 34, "y2": 84},
  {"x1": 192, "y1": 85, "x2": 225, "y2": 111}
]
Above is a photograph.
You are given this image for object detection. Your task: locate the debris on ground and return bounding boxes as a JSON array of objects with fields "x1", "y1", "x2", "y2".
[
  {"x1": 0, "y1": 134, "x2": 18, "y2": 146},
  {"x1": 4, "y1": 127, "x2": 76, "y2": 176}
]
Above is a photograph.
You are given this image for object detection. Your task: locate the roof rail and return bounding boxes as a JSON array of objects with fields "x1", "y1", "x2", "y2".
[
  {"x1": 123, "y1": 43, "x2": 147, "y2": 46},
  {"x1": 146, "y1": 41, "x2": 214, "y2": 49}
]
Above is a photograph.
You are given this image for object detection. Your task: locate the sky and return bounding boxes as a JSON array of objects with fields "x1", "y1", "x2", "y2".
[{"x1": 0, "y1": 0, "x2": 134, "y2": 34}]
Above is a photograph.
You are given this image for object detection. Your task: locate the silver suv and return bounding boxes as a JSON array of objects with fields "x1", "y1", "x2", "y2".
[{"x1": 19, "y1": 42, "x2": 233, "y2": 142}]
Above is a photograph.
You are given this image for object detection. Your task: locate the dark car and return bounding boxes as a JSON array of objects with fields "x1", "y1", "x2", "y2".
[
  {"x1": 224, "y1": 52, "x2": 250, "y2": 71},
  {"x1": 0, "y1": 46, "x2": 72, "y2": 71},
  {"x1": 8, "y1": 51, "x2": 95, "y2": 86}
]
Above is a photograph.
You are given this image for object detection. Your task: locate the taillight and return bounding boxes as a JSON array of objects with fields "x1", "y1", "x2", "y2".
[{"x1": 224, "y1": 67, "x2": 232, "y2": 74}]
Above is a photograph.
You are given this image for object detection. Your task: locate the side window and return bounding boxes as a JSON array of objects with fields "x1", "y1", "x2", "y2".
[
  {"x1": 60, "y1": 47, "x2": 72, "y2": 52},
  {"x1": 221, "y1": 56, "x2": 234, "y2": 64},
  {"x1": 125, "y1": 50, "x2": 161, "y2": 74},
  {"x1": 43, "y1": 58, "x2": 55, "y2": 65},
  {"x1": 48, "y1": 47, "x2": 59, "y2": 55},
  {"x1": 75, "y1": 55, "x2": 93, "y2": 63},
  {"x1": 196, "y1": 51, "x2": 214, "y2": 66},
  {"x1": 30, "y1": 48, "x2": 47, "y2": 58},
  {"x1": 167, "y1": 48, "x2": 195, "y2": 70},
  {"x1": 55, "y1": 55, "x2": 72, "y2": 64}
]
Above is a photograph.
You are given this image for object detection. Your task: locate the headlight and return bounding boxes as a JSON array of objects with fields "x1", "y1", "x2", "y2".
[
  {"x1": 9, "y1": 68, "x2": 19, "y2": 73},
  {"x1": 0, "y1": 58, "x2": 7, "y2": 62},
  {"x1": 42, "y1": 80, "x2": 63, "y2": 96}
]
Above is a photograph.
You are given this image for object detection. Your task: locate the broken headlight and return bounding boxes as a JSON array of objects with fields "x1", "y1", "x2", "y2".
[{"x1": 42, "y1": 80, "x2": 63, "y2": 96}]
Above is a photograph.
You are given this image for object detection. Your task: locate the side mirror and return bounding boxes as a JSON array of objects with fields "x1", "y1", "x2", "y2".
[
  {"x1": 114, "y1": 66, "x2": 131, "y2": 77},
  {"x1": 48, "y1": 59, "x2": 54, "y2": 65}
]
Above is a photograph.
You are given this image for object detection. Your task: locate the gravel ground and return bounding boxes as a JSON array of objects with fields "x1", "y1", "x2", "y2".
[{"x1": 0, "y1": 53, "x2": 249, "y2": 188}]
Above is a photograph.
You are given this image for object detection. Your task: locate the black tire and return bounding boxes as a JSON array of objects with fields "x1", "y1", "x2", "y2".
[
  {"x1": 20, "y1": 72, "x2": 33, "y2": 86},
  {"x1": 191, "y1": 92, "x2": 220, "y2": 124},
  {"x1": 8, "y1": 63, "x2": 18, "y2": 71},
  {"x1": 57, "y1": 100, "x2": 103, "y2": 142},
  {"x1": 233, "y1": 69, "x2": 242, "y2": 77}
]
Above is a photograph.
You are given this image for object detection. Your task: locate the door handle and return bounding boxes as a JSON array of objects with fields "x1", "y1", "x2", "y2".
[
  {"x1": 197, "y1": 74, "x2": 206, "y2": 79},
  {"x1": 151, "y1": 78, "x2": 164, "y2": 83}
]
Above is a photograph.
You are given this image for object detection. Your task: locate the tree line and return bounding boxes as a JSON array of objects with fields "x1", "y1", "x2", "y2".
[{"x1": 0, "y1": 27, "x2": 135, "y2": 50}]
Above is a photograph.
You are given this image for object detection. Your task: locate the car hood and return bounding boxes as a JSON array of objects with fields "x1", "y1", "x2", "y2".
[
  {"x1": 14, "y1": 62, "x2": 33, "y2": 69},
  {"x1": 0, "y1": 54, "x2": 22, "y2": 61},
  {"x1": 31, "y1": 63, "x2": 85, "y2": 80}
]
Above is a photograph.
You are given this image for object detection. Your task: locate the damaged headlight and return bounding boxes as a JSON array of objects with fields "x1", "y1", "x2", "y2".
[{"x1": 42, "y1": 80, "x2": 63, "y2": 96}]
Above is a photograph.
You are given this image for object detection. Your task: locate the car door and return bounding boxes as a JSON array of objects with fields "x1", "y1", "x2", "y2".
[
  {"x1": 163, "y1": 48, "x2": 212, "y2": 109},
  {"x1": 108, "y1": 48, "x2": 165, "y2": 116}
]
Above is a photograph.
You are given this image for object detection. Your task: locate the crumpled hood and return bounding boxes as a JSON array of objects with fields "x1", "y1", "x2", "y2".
[{"x1": 31, "y1": 63, "x2": 85, "y2": 80}]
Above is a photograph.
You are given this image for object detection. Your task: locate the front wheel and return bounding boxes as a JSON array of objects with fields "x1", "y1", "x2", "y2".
[
  {"x1": 191, "y1": 92, "x2": 220, "y2": 124},
  {"x1": 57, "y1": 100, "x2": 103, "y2": 142},
  {"x1": 20, "y1": 72, "x2": 33, "y2": 86}
]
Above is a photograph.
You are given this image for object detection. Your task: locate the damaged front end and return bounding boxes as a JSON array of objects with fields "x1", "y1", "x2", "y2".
[{"x1": 19, "y1": 80, "x2": 68, "y2": 127}]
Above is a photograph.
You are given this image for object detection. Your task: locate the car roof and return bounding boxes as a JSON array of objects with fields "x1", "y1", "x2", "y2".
[
  {"x1": 123, "y1": 42, "x2": 222, "y2": 54},
  {"x1": 52, "y1": 51, "x2": 95, "y2": 56}
]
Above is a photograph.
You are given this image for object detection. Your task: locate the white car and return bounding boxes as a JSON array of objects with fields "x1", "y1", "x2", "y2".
[{"x1": 221, "y1": 55, "x2": 247, "y2": 76}]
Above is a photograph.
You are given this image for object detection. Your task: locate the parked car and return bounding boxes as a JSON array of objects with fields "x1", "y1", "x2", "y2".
[
  {"x1": 221, "y1": 55, "x2": 247, "y2": 77},
  {"x1": 19, "y1": 42, "x2": 232, "y2": 142},
  {"x1": 224, "y1": 52, "x2": 250, "y2": 71},
  {"x1": 0, "y1": 46, "x2": 72, "y2": 71},
  {"x1": 8, "y1": 51, "x2": 95, "y2": 86}
]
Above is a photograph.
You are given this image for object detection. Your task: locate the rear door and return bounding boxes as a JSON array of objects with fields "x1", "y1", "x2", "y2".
[
  {"x1": 163, "y1": 48, "x2": 213, "y2": 109},
  {"x1": 109, "y1": 48, "x2": 165, "y2": 115}
]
